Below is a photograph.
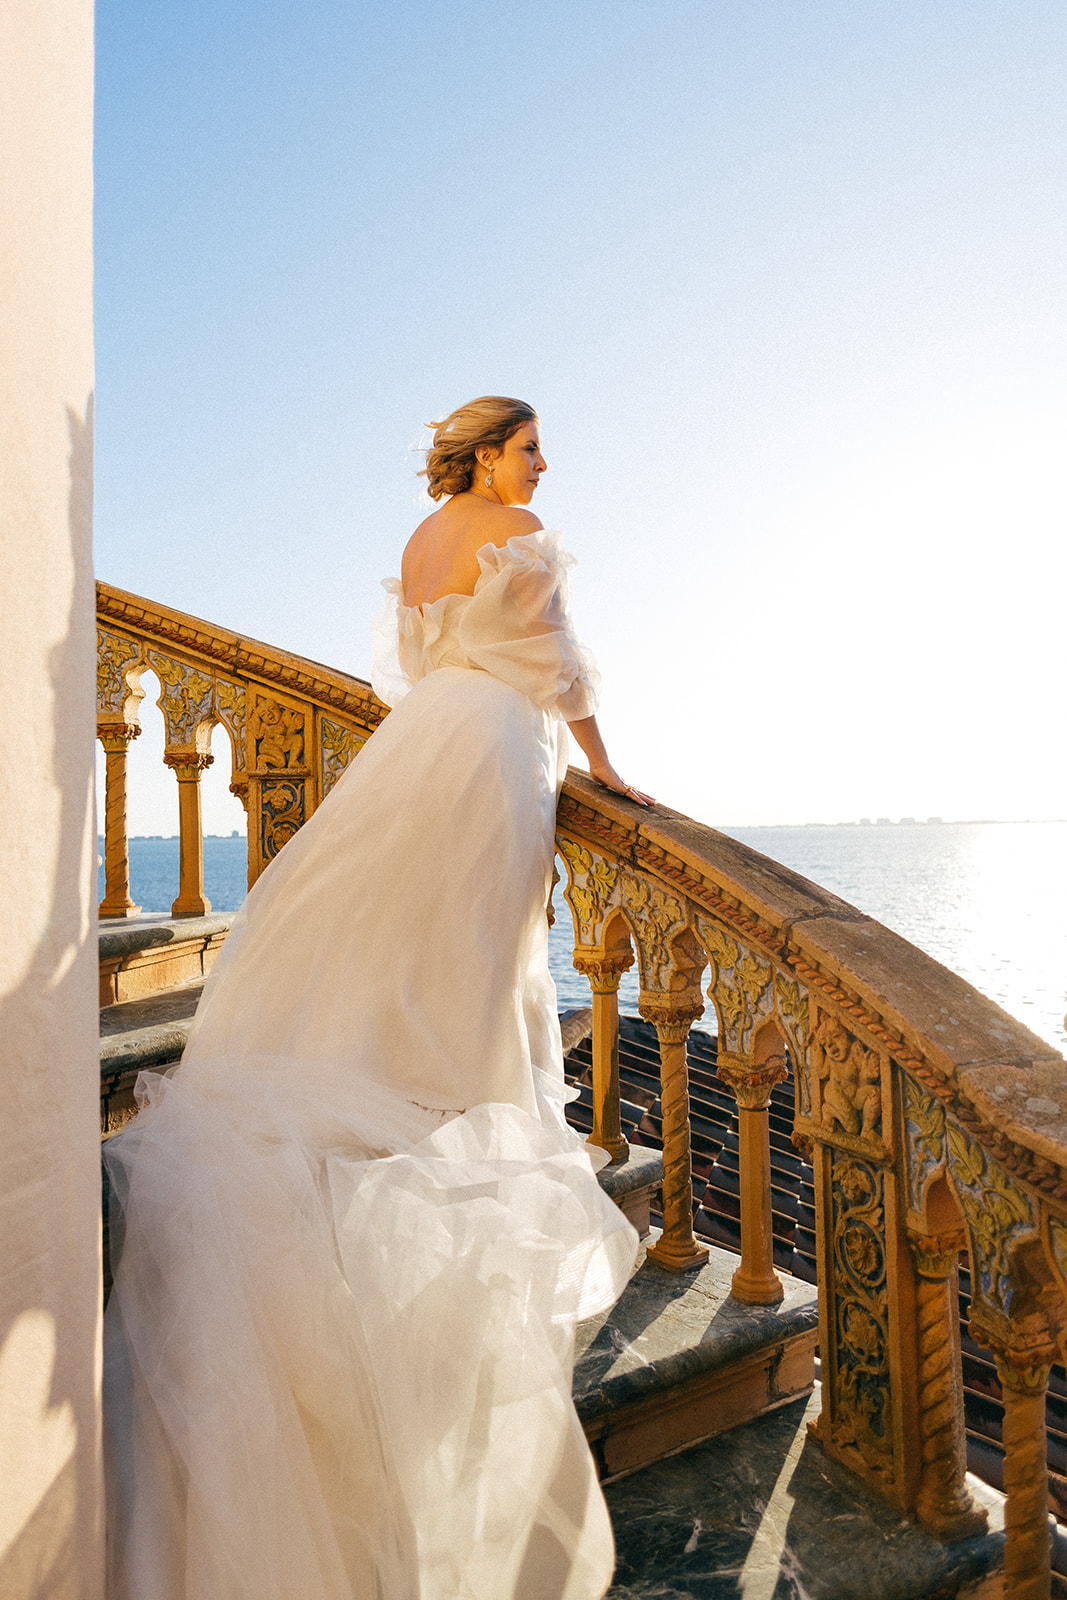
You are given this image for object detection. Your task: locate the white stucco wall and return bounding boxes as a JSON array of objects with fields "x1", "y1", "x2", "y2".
[{"x1": 0, "y1": 2, "x2": 101, "y2": 1596}]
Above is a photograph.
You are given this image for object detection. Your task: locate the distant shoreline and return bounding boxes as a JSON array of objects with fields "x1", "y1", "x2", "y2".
[
  {"x1": 721, "y1": 818, "x2": 1067, "y2": 830},
  {"x1": 108, "y1": 819, "x2": 1067, "y2": 843}
]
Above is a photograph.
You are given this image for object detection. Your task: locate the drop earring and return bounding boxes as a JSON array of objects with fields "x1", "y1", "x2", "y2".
[{"x1": 485, "y1": 470, "x2": 493, "y2": 488}]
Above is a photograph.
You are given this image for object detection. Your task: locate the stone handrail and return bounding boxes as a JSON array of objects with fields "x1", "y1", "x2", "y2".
[{"x1": 97, "y1": 580, "x2": 1067, "y2": 1597}]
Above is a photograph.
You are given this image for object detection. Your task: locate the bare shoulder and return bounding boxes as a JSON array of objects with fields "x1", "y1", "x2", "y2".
[
  {"x1": 401, "y1": 503, "x2": 449, "y2": 572},
  {"x1": 401, "y1": 501, "x2": 546, "y2": 605},
  {"x1": 481, "y1": 506, "x2": 543, "y2": 548}
]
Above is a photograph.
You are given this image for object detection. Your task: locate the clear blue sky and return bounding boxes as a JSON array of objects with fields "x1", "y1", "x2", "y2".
[{"x1": 93, "y1": 1, "x2": 1067, "y2": 834}]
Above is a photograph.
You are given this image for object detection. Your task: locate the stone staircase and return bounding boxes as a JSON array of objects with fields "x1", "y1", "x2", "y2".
[
  {"x1": 98, "y1": 917, "x2": 1013, "y2": 1597},
  {"x1": 602, "y1": 1389, "x2": 1006, "y2": 1600}
]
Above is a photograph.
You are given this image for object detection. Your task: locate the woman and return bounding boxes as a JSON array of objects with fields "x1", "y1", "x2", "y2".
[{"x1": 104, "y1": 397, "x2": 650, "y2": 1600}]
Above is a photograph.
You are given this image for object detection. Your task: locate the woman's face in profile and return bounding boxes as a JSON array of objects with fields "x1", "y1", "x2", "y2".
[{"x1": 487, "y1": 422, "x2": 546, "y2": 506}]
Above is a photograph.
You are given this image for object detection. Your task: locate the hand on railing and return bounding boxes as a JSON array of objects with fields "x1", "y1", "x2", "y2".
[
  {"x1": 566, "y1": 712, "x2": 655, "y2": 807},
  {"x1": 591, "y1": 766, "x2": 656, "y2": 809}
]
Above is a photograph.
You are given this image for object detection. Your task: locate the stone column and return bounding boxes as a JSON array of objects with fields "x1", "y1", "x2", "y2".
[
  {"x1": 717, "y1": 1054, "x2": 788, "y2": 1304},
  {"x1": 165, "y1": 752, "x2": 213, "y2": 917},
  {"x1": 985, "y1": 1337, "x2": 1054, "y2": 1600},
  {"x1": 97, "y1": 724, "x2": 141, "y2": 918},
  {"x1": 642, "y1": 1005, "x2": 709, "y2": 1273},
  {"x1": 228, "y1": 778, "x2": 252, "y2": 889},
  {"x1": 573, "y1": 954, "x2": 632, "y2": 1162},
  {"x1": 908, "y1": 1230, "x2": 986, "y2": 1536}
]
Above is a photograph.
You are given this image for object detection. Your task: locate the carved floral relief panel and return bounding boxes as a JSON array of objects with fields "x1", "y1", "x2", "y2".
[
  {"x1": 97, "y1": 629, "x2": 144, "y2": 717},
  {"x1": 320, "y1": 718, "x2": 365, "y2": 797},
  {"x1": 774, "y1": 975, "x2": 812, "y2": 1116},
  {"x1": 696, "y1": 917, "x2": 773, "y2": 1055},
  {"x1": 621, "y1": 873, "x2": 687, "y2": 993},
  {"x1": 558, "y1": 838, "x2": 620, "y2": 946},
  {"x1": 903, "y1": 1075, "x2": 947, "y2": 1216},
  {"x1": 148, "y1": 651, "x2": 215, "y2": 746},
  {"x1": 945, "y1": 1123, "x2": 1035, "y2": 1319},
  {"x1": 1044, "y1": 1214, "x2": 1067, "y2": 1314},
  {"x1": 260, "y1": 779, "x2": 306, "y2": 863},
  {"x1": 214, "y1": 679, "x2": 247, "y2": 774},
  {"x1": 828, "y1": 1151, "x2": 895, "y2": 1481}
]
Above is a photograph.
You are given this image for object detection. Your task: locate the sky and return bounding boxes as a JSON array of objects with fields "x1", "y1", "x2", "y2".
[{"x1": 93, "y1": 0, "x2": 1067, "y2": 837}]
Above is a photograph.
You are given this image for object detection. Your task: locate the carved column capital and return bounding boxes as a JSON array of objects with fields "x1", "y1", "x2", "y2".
[
  {"x1": 718, "y1": 1051, "x2": 788, "y2": 1111},
  {"x1": 638, "y1": 999, "x2": 702, "y2": 1042},
  {"x1": 97, "y1": 721, "x2": 141, "y2": 752},
  {"x1": 908, "y1": 1229, "x2": 966, "y2": 1279},
  {"x1": 164, "y1": 751, "x2": 213, "y2": 781},
  {"x1": 972, "y1": 1320, "x2": 1057, "y2": 1394},
  {"x1": 572, "y1": 950, "x2": 634, "y2": 994},
  {"x1": 994, "y1": 1346, "x2": 1056, "y2": 1397}
]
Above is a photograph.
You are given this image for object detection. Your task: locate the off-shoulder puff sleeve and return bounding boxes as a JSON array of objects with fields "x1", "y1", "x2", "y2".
[
  {"x1": 459, "y1": 530, "x2": 601, "y2": 720},
  {"x1": 369, "y1": 579, "x2": 411, "y2": 708}
]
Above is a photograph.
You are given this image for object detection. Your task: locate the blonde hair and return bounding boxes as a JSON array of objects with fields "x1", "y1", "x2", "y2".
[{"x1": 420, "y1": 396, "x2": 538, "y2": 501}]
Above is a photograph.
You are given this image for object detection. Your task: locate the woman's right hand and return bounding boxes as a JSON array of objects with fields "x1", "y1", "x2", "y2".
[
  {"x1": 567, "y1": 713, "x2": 656, "y2": 807},
  {"x1": 588, "y1": 760, "x2": 656, "y2": 809}
]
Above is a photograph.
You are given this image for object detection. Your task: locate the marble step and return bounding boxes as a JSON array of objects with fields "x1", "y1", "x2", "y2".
[
  {"x1": 99, "y1": 912, "x2": 233, "y2": 1007},
  {"x1": 576, "y1": 1237, "x2": 819, "y2": 1485},
  {"x1": 99, "y1": 978, "x2": 205, "y2": 1133},
  {"x1": 603, "y1": 1388, "x2": 1008, "y2": 1600}
]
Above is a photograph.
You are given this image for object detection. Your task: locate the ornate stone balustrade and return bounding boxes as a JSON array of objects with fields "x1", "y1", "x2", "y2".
[
  {"x1": 556, "y1": 781, "x2": 1067, "y2": 1598},
  {"x1": 97, "y1": 582, "x2": 1067, "y2": 1597},
  {"x1": 97, "y1": 582, "x2": 383, "y2": 910}
]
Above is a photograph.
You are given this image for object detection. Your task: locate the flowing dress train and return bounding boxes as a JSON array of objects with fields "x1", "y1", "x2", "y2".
[{"x1": 103, "y1": 529, "x2": 639, "y2": 1600}]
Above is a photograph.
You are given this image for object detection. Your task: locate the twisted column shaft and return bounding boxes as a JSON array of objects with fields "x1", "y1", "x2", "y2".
[
  {"x1": 999, "y1": 1356, "x2": 1052, "y2": 1600},
  {"x1": 973, "y1": 1323, "x2": 1055, "y2": 1600},
  {"x1": 581, "y1": 962, "x2": 630, "y2": 1162},
  {"x1": 910, "y1": 1234, "x2": 985, "y2": 1536},
  {"x1": 718, "y1": 1054, "x2": 787, "y2": 1304},
  {"x1": 643, "y1": 1014, "x2": 708, "y2": 1273},
  {"x1": 98, "y1": 726, "x2": 141, "y2": 918}
]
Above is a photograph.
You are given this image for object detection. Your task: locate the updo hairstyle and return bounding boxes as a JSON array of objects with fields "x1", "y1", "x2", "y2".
[{"x1": 420, "y1": 396, "x2": 538, "y2": 501}]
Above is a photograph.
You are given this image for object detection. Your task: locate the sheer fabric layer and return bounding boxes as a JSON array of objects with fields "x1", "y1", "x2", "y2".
[{"x1": 103, "y1": 528, "x2": 637, "y2": 1599}]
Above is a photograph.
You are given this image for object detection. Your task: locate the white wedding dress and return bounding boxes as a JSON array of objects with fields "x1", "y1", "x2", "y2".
[{"x1": 103, "y1": 529, "x2": 639, "y2": 1600}]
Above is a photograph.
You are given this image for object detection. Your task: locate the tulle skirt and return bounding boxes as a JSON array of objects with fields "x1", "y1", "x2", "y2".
[{"x1": 103, "y1": 664, "x2": 638, "y2": 1599}]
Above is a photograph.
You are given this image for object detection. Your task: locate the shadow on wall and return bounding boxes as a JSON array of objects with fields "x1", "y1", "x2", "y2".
[{"x1": 0, "y1": 400, "x2": 103, "y2": 1598}]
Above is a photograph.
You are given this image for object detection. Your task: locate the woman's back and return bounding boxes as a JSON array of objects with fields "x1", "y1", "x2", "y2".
[{"x1": 401, "y1": 498, "x2": 542, "y2": 607}]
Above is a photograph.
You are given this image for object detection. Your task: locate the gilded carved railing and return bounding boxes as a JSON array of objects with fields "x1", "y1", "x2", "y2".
[
  {"x1": 97, "y1": 581, "x2": 1067, "y2": 1598},
  {"x1": 97, "y1": 582, "x2": 382, "y2": 914}
]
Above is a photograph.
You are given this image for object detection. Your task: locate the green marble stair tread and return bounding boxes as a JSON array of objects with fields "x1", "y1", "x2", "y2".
[
  {"x1": 604, "y1": 1390, "x2": 1006, "y2": 1600},
  {"x1": 597, "y1": 1148, "x2": 664, "y2": 1206},
  {"x1": 99, "y1": 980, "x2": 205, "y2": 1075},
  {"x1": 575, "y1": 1238, "x2": 818, "y2": 1424}
]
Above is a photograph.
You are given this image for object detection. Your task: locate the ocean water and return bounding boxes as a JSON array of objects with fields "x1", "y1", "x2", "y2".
[
  {"x1": 723, "y1": 821, "x2": 1067, "y2": 1053},
  {"x1": 104, "y1": 820, "x2": 1067, "y2": 1051}
]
